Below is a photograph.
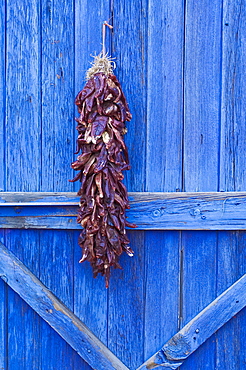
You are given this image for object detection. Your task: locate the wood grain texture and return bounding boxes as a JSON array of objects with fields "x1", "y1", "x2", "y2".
[
  {"x1": 217, "y1": 2, "x2": 246, "y2": 362},
  {"x1": 220, "y1": 0, "x2": 246, "y2": 191},
  {"x1": 41, "y1": 0, "x2": 74, "y2": 192},
  {"x1": 137, "y1": 273, "x2": 246, "y2": 370},
  {"x1": 0, "y1": 0, "x2": 6, "y2": 349},
  {"x1": 182, "y1": 1, "x2": 222, "y2": 369},
  {"x1": 109, "y1": 1, "x2": 147, "y2": 367},
  {"x1": 39, "y1": 230, "x2": 72, "y2": 370},
  {"x1": 218, "y1": 2, "x2": 246, "y2": 367},
  {"x1": 39, "y1": 230, "x2": 86, "y2": 370},
  {"x1": 4, "y1": 4, "x2": 41, "y2": 347},
  {"x1": 144, "y1": 231, "x2": 180, "y2": 361},
  {"x1": 74, "y1": 0, "x2": 111, "y2": 91},
  {"x1": 0, "y1": 230, "x2": 6, "y2": 370},
  {"x1": 5, "y1": 0, "x2": 41, "y2": 192},
  {"x1": 108, "y1": 231, "x2": 145, "y2": 369},
  {"x1": 39, "y1": 0, "x2": 84, "y2": 366},
  {"x1": 144, "y1": 0, "x2": 184, "y2": 364},
  {"x1": 181, "y1": 231, "x2": 217, "y2": 370},
  {"x1": 0, "y1": 1, "x2": 5, "y2": 191},
  {"x1": 4, "y1": 0, "x2": 42, "y2": 362},
  {"x1": 5, "y1": 229, "x2": 41, "y2": 370},
  {"x1": 1, "y1": 0, "x2": 246, "y2": 368},
  {"x1": 73, "y1": 2, "x2": 110, "y2": 370},
  {"x1": 0, "y1": 279, "x2": 7, "y2": 370},
  {"x1": 0, "y1": 241, "x2": 129, "y2": 370},
  {"x1": 73, "y1": 230, "x2": 109, "y2": 352},
  {"x1": 112, "y1": 0, "x2": 147, "y2": 193},
  {"x1": 146, "y1": 0, "x2": 184, "y2": 192},
  {"x1": 2, "y1": 192, "x2": 246, "y2": 230},
  {"x1": 74, "y1": 0, "x2": 112, "y2": 197},
  {"x1": 215, "y1": 232, "x2": 246, "y2": 369},
  {"x1": 183, "y1": 0, "x2": 222, "y2": 192}
]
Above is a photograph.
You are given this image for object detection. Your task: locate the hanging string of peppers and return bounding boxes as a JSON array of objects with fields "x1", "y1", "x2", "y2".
[{"x1": 70, "y1": 22, "x2": 136, "y2": 287}]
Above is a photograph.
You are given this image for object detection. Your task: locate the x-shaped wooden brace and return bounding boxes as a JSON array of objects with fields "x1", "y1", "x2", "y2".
[{"x1": 0, "y1": 242, "x2": 246, "y2": 370}]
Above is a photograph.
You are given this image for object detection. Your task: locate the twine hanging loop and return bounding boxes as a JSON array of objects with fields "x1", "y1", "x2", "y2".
[{"x1": 102, "y1": 21, "x2": 113, "y2": 56}]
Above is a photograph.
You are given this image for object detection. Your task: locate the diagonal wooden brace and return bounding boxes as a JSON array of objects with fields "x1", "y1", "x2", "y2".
[
  {"x1": 0, "y1": 242, "x2": 129, "y2": 370},
  {"x1": 137, "y1": 274, "x2": 246, "y2": 370},
  {"x1": 1, "y1": 237, "x2": 246, "y2": 370}
]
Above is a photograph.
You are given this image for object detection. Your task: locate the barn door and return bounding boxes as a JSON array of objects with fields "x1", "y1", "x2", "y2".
[
  {"x1": 1, "y1": 192, "x2": 246, "y2": 370},
  {"x1": 1, "y1": 0, "x2": 246, "y2": 369}
]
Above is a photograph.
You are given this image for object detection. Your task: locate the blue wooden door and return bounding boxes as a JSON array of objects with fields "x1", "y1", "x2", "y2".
[{"x1": 1, "y1": 0, "x2": 246, "y2": 369}]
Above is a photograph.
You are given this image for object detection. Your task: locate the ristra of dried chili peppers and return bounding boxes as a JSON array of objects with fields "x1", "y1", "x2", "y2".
[{"x1": 70, "y1": 53, "x2": 137, "y2": 287}]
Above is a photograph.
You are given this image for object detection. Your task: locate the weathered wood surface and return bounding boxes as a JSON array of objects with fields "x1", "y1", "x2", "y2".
[
  {"x1": 0, "y1": 1, "x2": 5, "y2": 192},
  {"x1": 182, "y1": 0, "x2": 221, "y2": 359},
  {"x1": 217, "y1": 2, "x2": 246, "y2": 367},
  {"x1": 0, "y1": 2, "x2": 6, "y2": 368},
  {"x1": 6, "y1": 0, "x2": 41, "y2": 193},
  {"x1": 216, "y1": 231, "x2": 246, "y2": 369},
  {"x1": 4, "y1": 1, "x2": 44, "y2": 367},
  {"x1": 0, "y1": 241, "x2": 129, "y2": 370},
  {"x1": 220, "y1": 0, "x2": 246, "y2": 192},
  {"x1": 144, "y1": 0, "x2": 184, "y2": 364},
  {"x1": 74, "y1": 2, "x2": 110, "y2": 369},
  {"x1": 108, "y1": 2, "x2": 147, "y2": 367},
  {"x1": 0, "y1": 230, "x2": 6, "y2": 370},
  {"x1": 137, "y1": 274, "x2": 246, "y2": 370},
  {"x1": 2, "y1": 192, "x2": 246, "y2": 230},
  {"x1": 1, "y1": 0, "x2": 246, "y2": 368}
]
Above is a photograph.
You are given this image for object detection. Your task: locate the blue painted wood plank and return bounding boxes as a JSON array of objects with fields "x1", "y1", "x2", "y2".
[
  {"x1": 5, "y1": 1, "x2": 42, "y2": 365},
  {"x1": 74, "y1": 0, "x2": 111, "y2": 91},
  {"x1": 137, "y1": 273, "x2": 246, "y2": 370},
  {"x1": 182, "y1": 1, "x2": 222, "y2": 368},
  {"x1": 218, "y1": 2, "x2": 246, "y2": 367},
  {"x1": 73, "y1": 2, "x2": 111, "y2": 369},
  {"x1": 39, "y1": 318, "x2": 88, "y2": 370},
  {"x1": 8, "y1": 289, "x2": 30, "y2": 370},
  {"x1": 183, "y1": 0, "x2": 222, "y2": 192},
  {"x1": 4, "y1": 0, "x2": 42, "y2": 350},
  {"x1": 181, "y1": 231, "x2": 218, "y2": 370},
  {"x1": 145, "y1": 0, "x2": 184, "y2": 192},
  {"x1": 0, "y1": 1, "x2": 5, "y2": 191},
  {"x1": 108, "y1": 231, "x2": 145, "y2": 369},
  {"x1": 40, "y1": 0, "x2": 80, "y2": 366},
  {"x1": 41, "y1": 0, "x2": 75, "y2": 192},
  {"x1": 107, "y1": 1, "x2": 147, "y2": 368},
  {"x1": 39, "y1": 231, "x2": 74, "y2": 307},
  {"x1": 0, "y1": 230, "x2": 6, "y2": 370},
  {"x1": 0, "y1": 279, "x2": 7, "y2": 370},
  {"x1": 3, "y1": 192, "x2": 246, "y2": 230},
  {"x1": 5, "y1": 229, "x2": 41, "y2": 370},
  {"x1": 39, "y1": 230, "x2": 79, "y2": 370},
  {"x1": 143, "y1": 0, "x2": 184, "y2": 363},
  {"x1": 112, "y1": 0, "x2": 147, "y2": 193},
  {"x1": 2, "y1": 190, "x2": 246, "y2": 206},
  {"x1": 220, "y1": 0, "x2": 246, "y2": 191},
  {"x1": 144, "y1": 231, "x2": 180, "y2": 361},
  {"x1": 0, "y1": 241, "x2": 129, "y2": 370},
  {"x1": 38, "y1": 230, "x2": 87, "y2": 370},
  {"x1": 0, "y1": 17, "x2": 5, "y2": 362},
  {"x1": 74, "y1": 230, "x2": 108, "y2": 345},
  {"x1": 0, "y1": 192, "x2": 80, "y2": 204},
  {"x1": 216, "y1": 231, "x2": 246, "y2": 369},
  {"x1": 5, "y1": 0, "x2": 41, "y2": 192}
]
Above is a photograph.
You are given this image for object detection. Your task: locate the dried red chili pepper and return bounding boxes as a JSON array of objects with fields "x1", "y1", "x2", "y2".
[{"x1": 70, "y1": 54, "x2": 136, "y2": 287}]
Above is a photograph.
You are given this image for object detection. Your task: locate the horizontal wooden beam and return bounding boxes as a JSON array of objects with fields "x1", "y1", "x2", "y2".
[
  {"x1": 0, "y1": 242, "x2": 129, "y2": 370},
  {"x1": 1, "y1": 191, "x2": 246, "y2": 230},
  {"x1": 137, "y1": 274, "x2": 246, "y2": 370}
]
